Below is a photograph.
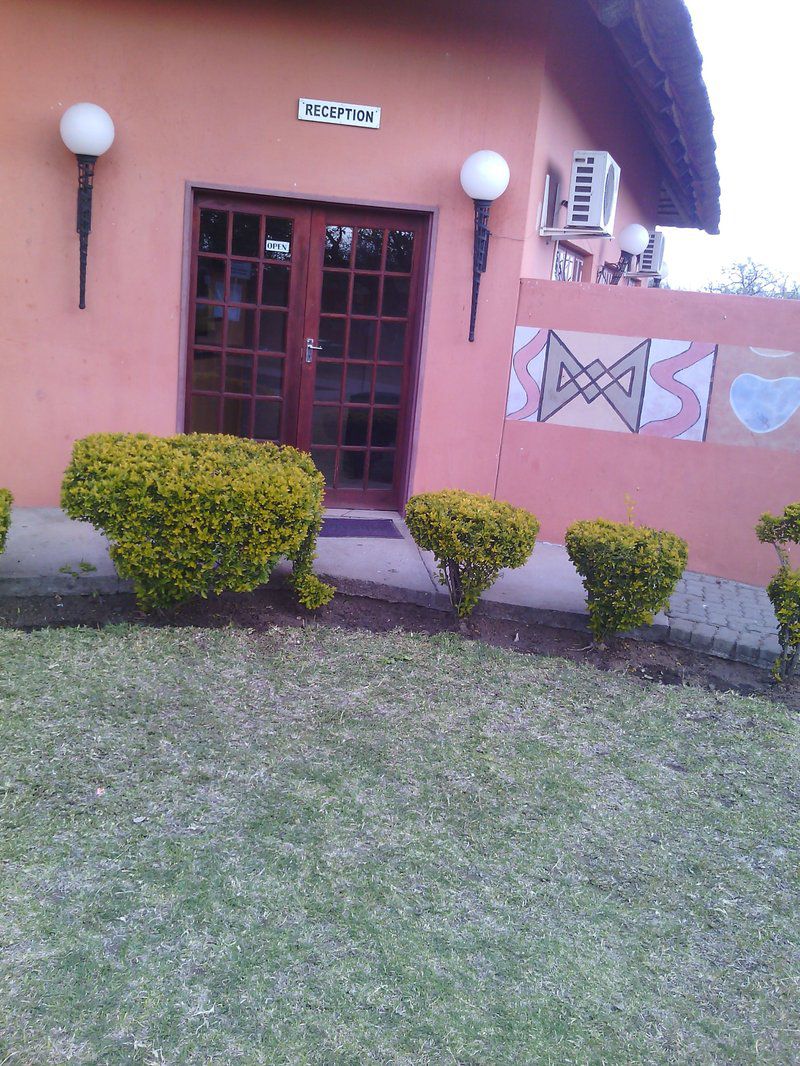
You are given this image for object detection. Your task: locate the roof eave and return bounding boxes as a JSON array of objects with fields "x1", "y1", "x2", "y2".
[{"x1": 587, "y1": 0, "x2": 721, "y2": 234}]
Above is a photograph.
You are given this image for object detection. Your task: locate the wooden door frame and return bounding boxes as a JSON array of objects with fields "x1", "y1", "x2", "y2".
[{"x1": 177, "y1": 181, "x2": 438, "y2": 509}]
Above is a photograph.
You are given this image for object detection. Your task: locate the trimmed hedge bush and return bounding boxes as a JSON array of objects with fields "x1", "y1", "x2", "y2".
[
  {"x1": 0, "y1": 488, "x2": 12, "y2": 555},
  {"x1": 765, "y1": 567, "x2": 800, "y2": 681},
  {"x1": 61, "y1": 433, "x2": 334, "y2": 612},
  {"x1": 405, "y1": 489, "x2": 539, "y2": 618},
  {"x1": 756, "y1": 503, "x2": 800, "y2": 680},
  {"x1": 565, "y1": 519, "x2": 688, "y2": 641}
]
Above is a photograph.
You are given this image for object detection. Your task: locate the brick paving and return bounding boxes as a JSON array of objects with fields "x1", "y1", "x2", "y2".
[{"x1": 665, "y1": 573, "x2": 780, "y2": 668}]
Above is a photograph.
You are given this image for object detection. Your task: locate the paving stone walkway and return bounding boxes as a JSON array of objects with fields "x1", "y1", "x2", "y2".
[
  {"x1": 0, "y1": 507, "x2": 781, "y2": 669},
  {"x1": 664, "y1": 573, "x2": 779, "y2": 668}
]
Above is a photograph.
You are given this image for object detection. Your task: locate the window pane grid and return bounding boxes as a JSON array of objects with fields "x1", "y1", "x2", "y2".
[
  {"x1": 315, "y1": 222, "x2": 416, "y2": 492},
  {"x1": 190, "y1": 207, "x2": 292, "y2": 442}
]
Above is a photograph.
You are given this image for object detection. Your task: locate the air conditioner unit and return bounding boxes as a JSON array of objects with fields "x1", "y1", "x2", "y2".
[
  {"x1": 566, "y1": 150, "x2": 620, "y2": 233},
  {"x1": 639, "y1": 230, "x2": 666, "y2": 275}
]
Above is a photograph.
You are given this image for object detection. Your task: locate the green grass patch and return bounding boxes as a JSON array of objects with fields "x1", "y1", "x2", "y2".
[{"x1": 0, "y1": 625, "x2": 798, "y2": 1064}]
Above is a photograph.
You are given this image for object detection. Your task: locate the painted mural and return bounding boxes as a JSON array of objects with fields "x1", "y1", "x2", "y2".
[
  {"x1": 506, "y1": 328, "x2": 800, "y2": 451},
  {"x1": 506, "y1": 327, "x2": 717, "y2": 440}
]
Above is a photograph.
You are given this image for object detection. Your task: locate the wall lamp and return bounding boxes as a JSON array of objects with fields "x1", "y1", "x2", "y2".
[
  {"x1": 609, "y1": 222, "x2": 649, "y2": 285},
  {"x1": 59, "y1": 103, "x2": 115, "y2": 309},
  {"x1": 460, "y1": 150, "x2": 510, "y2": 341}
]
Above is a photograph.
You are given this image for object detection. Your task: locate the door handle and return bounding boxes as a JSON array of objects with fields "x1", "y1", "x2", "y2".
[{"x1": 305, "y1": 337, "x2": 323, "y2": 363}]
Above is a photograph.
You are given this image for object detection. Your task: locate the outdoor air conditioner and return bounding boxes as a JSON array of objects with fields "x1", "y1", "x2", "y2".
[
  {"x1": 566, "y1": 150, "x2": 620, "y2": 233},
  {"x1": 639, "y1": 230, "x2": 666, "y2": 274}
]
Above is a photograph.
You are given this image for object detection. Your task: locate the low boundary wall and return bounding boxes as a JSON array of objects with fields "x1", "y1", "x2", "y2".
[{"x1": 496, "y1": 279, "x2": 800, "y2": 585}]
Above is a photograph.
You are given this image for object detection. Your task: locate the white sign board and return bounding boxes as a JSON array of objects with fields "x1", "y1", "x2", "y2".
[
  {"x1": 265, "y1": 239, "x2": 290, "y2": 255},
  {"x1": 298, "y1": 98, "x2": 381, "y2": 129}
]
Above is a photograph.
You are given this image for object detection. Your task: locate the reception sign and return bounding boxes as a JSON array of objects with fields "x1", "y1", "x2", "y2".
[{"x1": 298, "y1": 98, "x2": 381, "y2": 129}]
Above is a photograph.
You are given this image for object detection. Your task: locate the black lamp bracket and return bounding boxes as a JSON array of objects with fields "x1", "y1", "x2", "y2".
[
  {"x1": 609, "y1": 249, "x2": 634, "y2": 285},
  {"x1": 75, "y1": 153, "x2": 98, "y2": 309},
  {"x1": 468, "y1": 198, "x2": 492, "y2": 342}
]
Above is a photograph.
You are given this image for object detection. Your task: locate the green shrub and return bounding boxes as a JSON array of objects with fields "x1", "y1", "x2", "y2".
[
  {"x1": 765, "y1": 567, "x2": 800, "y2": 681},
  {"x1": 756, "y1": 503, "x2": 800, "y2": 680},
  {"x1": 0, "y1": 488, "x2": 12, "y2": 555},
  {"x1": 405, "y1": 490, "x2": 539, "y2": 618},
  {"x1": 61, "y1": 433, "x2": 334, "y2": 612},
  {"x1": 565, "y1": 519, "x2": 688, "y2": 642}
]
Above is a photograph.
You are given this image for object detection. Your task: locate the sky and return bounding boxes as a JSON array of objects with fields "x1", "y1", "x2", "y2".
[{"x1": 664, "y1": 0, "x2": 800, "y2": 292}]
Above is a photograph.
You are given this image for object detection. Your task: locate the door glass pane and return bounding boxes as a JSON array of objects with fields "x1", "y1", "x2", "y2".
[
  {"x1": 196, "y1": 257, "x2": 225, "y2": 300},
  {"x1": 321, "y1": 272, "x2": 349, "y2": 314},
  {"x1": 314, "y1": 361, "x2": 343, "y2": 402},
  {"x1": 224, "y1": 353, "x2": 253, "y2": 394},
  {"x1": 199, "y1": 209, "x2": 228, "y2": 254},
  {"x1": 232, "y1": 213, "x2": 260, "y2": 257},
  {"x1": 229, "y1": 261, "x2": 258, "y2": 304},
  {"x1": 345, "y1": 364, "x2": 372, "y2": 404},
  {"x1": 264, "y1": 218, "x2": 293, "y2": 261},
  {"x1": 342, "y1": 408, "x2": 368, "y2": 447},
  {"x1": 324, "y1": 226, "x2": 352, "y2": 267},
  {"x1": 226, "y1": 307, "x2": 256, "y2": 349},
  {"x1": 374, "y1": 364, "x2": 402, "y2": 404},
  {"x1": 311, "y1": 449, "x2": 336, "y2": 486},
  {"x1": 191, "y1": 393, "x2": 219, "y2": 432},
  {"x1": 256, "y1": 357, "x2": 284, "y2": 397},
  {"x1": 368, "y1": 450, "x2": 395, "y2": 487},
  {"x1": 339, "y1": 451, "x2": 366, "y2": 488},
  {"x1": 195, "y1": 304, "x2": 224, "y2": 346},
  {"x1": 312, "y1": 406, "x2": 340, "y2": 445},
  {"x1": 371, "y1": 408, "x2": 398, "y2": 447},
  {"x1": 382, "y1": 276, "x2": 410, "y2": 317},
  {"x1": 258, "y1": 311, "x2": 287, "y2": 352},
  {"x1": 262, "y1": 265, "x2": 290, "y2": 307},
  {"x1": 254, "y1": 401, "x2": 280, "y2": 440},
  {"x1": 355, "y1": 228, "x2": 384, "y2": 270},
  {"x1": 352, "y1": 275, "x2": 379, "y2": 316},
  {"x1": 378, "y1": 321, "x2": 405, "y2": 362},
  {"x1": 319, "y1": 317, "x2": 346, "y2": 358},
  {"x1": 386, "y1": 230, "x2": 414, "y2": 272},
  {"x1": 192, "y1": 350, "x2": 221, "y2": 390},
  {"x1": 222, "y1": 397, "x2": 251, "y2": 436},
  {"x1": 348, "y1": 319, "x2": 377, "y2": 360}
]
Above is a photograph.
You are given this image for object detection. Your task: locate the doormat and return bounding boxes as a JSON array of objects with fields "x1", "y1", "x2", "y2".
[{"x1": 320, "y1": 518, "x2": 403, "y2": 539}]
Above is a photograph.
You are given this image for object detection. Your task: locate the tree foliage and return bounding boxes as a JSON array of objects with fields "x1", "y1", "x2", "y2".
[{"x1": 705, "y1": 258, "x2": 800, "y2": 299}]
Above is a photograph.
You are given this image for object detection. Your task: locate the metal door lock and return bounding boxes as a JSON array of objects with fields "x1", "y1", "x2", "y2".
[{"x1": 305, "y1": 338, "x2": 323, "y2": 363}]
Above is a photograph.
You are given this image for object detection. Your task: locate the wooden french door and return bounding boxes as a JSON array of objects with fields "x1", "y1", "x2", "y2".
[{"x1": 186, "y1": 193, "x2": 428, "y2": 508}]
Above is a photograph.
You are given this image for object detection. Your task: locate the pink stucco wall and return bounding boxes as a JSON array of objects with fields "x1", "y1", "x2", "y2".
[
  {"x1": 498, "y1": 279, "x2": 800, "y2": 585},
  {"x1": 0, "y1": 0, "x2": 667, "y2": 509},
  {"x1": 0, "y1": 0, "x2": 542, "y2": 505}
]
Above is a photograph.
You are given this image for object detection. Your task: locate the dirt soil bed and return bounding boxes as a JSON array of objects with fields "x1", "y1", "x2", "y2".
[{"x1": 2, "y1": 584, "x2": 796, "y2": 709}]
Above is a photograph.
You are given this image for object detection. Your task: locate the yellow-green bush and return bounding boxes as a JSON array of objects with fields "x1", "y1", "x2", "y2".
[
  {"x1": 565, "y1": 519, "x2": 688, "y2": 641},
  {"x1": 756, "y1": 503, "x2": 800, "y2": 680},
  {"x1": 61, "y1": 433, "x2": 334, "y2": 612},
  {"x1": 405, "y1": 490, "x2": 539, "y2": 618},
  {"x1": 0, "y1": 488, "x2": 12, "y2": 555},
  {"x1": 765, "y1": 567, "x2": 800, "y2": 681}
]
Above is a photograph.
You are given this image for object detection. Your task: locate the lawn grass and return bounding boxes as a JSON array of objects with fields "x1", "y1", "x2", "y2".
[{"x1": 0, "y1": 624, "x2": 798, "y2": 1064}]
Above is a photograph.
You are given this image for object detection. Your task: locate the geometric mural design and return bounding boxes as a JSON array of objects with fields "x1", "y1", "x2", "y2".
[
  {"x1": 539, "y1": 333, "x2": 650, "y2": 430},
  {"x1": 506, "y1": 327, "x2": 719, "y2": 442}
]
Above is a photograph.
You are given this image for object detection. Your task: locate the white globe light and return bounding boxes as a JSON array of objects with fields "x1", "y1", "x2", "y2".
[
  {"x1": 617, "y1": 222, "x2": 650, "y2": 257},
  {"x1": 460, "y1": 150, "x2": 510, "y2": 201},
  {"x1": 59, "y1": 103, "x2": 115, "y2": 156}
]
